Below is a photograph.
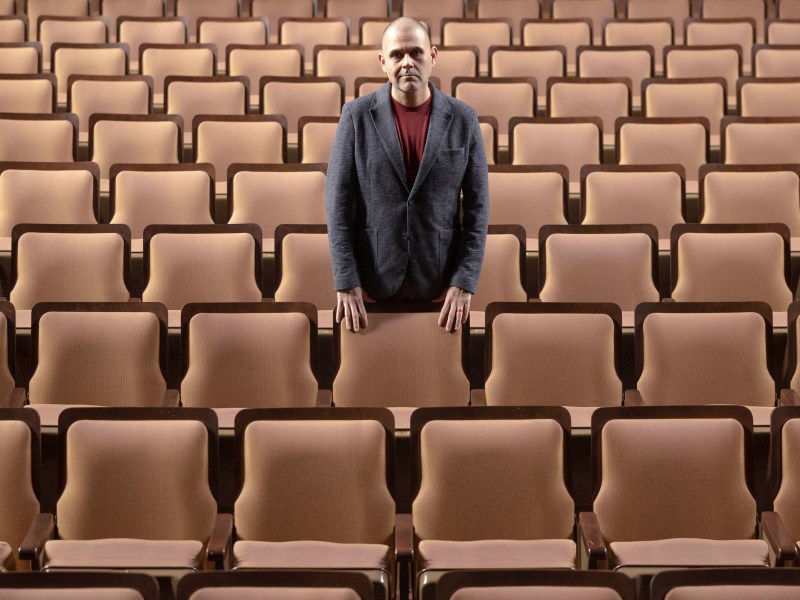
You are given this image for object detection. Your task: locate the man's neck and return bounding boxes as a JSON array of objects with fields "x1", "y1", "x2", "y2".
[{"x1": 391, "y1": 84, "x2": 431, "y2": 108}]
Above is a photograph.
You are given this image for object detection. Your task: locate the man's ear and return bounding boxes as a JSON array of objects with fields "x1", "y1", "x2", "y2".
[
  {"x1": 430, "y1": 45, "x2": 438, "y2": 67},
  {"x1": 378, "y1": 52, "x2": 387, "y2": 73}
]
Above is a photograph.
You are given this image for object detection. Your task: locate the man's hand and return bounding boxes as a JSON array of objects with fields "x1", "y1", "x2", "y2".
[
  {"x1": 438, "y1": 286, "x2": 472, "y2": 332},
  {"x1": 336, "y1": 287, "x2": 369, "y2": 332}
]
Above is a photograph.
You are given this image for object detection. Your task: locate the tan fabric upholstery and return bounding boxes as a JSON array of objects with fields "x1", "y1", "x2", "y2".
[
  {"x1": 414, "y1": 419, "x2": 574, "y2": 541},
  {"x1": 0, "y1": 317, "x2": 13, "y2": 400},
  {"x1": 645, "y1": 82, "x2": 725, "y2": 137},
  {"x1": 478, "y1": 0, "x2": 540, "y2": 44},
  {"x1": 315, "y1": 48, "x2": 383, "y2": 100},
  {"x1": 0, "y1": 421, "x2": 38, "y2": 571},
  {"x1": 605, "y1": 20, "x2": 673, "y2": 74},
  {"x1": 71, "y1": 79, "x2": 150, "y2": 140},
  {"x1": 252, "y1": 0, "x2": 313, "y2": 44},
  {"x1": 487, "y1": 170, "x2": 566, "y2": 247},
  {"x1": 0, "y1": 590, "x2": 145, "y2": 600},
  {"x1": 577, "y1": 49, "x2": 652, "y2": 108},
  {"x1": 480, "y1": 123, "x2": 495, "y2": 165},
  {"x1": 0, "y1": 118, "x2": 74, "y2": 162},
  {"x1": 471, "y1": 234, "x2": 527, "y2": 312},
  {"x1": 111, "y1": 169, "x2": 214, "y2": 239},
  {"x1": 754, "y1": 48, "x2": 800, "y2": 78},
  {"x1": 539, "y1": 232, "x2": 659, "y2": 310},
  {"x1": 233, "y1": 540, "x2": 390, "y2": 570},
  {"x1": 92, "y1": 119, "x2": 180, "y2": 183},
  {"x1": 703, "y1": 0, "x2": 765, "y2": 42},
  {"x1": 522, "y1": 21, "x2": 592, "y2": 74},
  {"x1": 419, "y1": 539, "x2": 576, "y2": 570},
  {"x1": 176, "y1": 0, "x2": 238, "y2": 41},
  {"x1": 665, "y1": 48, "x2": 740, "y2": 106},
  {"x1": 664, "y1": 586, "x2": 800, "y2": 600},
  {"x1": 486, "y1": 312, "x2": 621, "y2": 408},
  {"x1": 119, "y1": 19, "x2": 186, "y2": 71},
  {"x1": 167, "y1": 79, "x2": 246, "y2": 144},
  {"x1": 199, "y1": 20, "x2": 267, "y2": 68},
  {"x1": 550, "y1": 81, "x2": 630, "y2": 145},
  {"x1": 702, "y1": 170, "x2": 800, "y2": 236},
  {"x1": 27, "y1": 0, "x2": 89, "y2": 41},
  {"x1": 628, "y1": 0, "x2": 689, "y2": 43},
  {"x1": 190, "y1": 590, "x2": 359, "y2": 600},
  {"x1": 57, "y1": 419, "x2": 216, "y2": 541},
  {"x1": 274, "y1": 232, "x2": 335, "y2": 311},
  {"x1": 262, "y1": 80, "x2": 341, "y2": 142},
  {"x1": 618, "y1": 122, "x2": 706, "y2": 184},
  {"x1": 102, "y1": 0, "x2": 164, "y2": 41},
  {"x1": 740, "y1": 81, "x2": 800, "y2": 117},
  {"x1": 773, "y1": 419, "x2": 800, "y2": 541},
  {"x1": 10, "y1": 232, "x2": 129, "y2": 309},
  {"x1": 26, "y1": 404, "x2": 95, "y2": 429},
  {"x1": 141, "y1": 47, "x2": 215, "y2": 97},
  {"x1": 672, "y1": 232, "x2": 792, "y2": 311},
  {"x1": 280, "y1": 20, "x2": 348, "y2": 72},
  {"x1": 443, "y1": 22, "x2": 512, "y2": 75},
  {"x1": 0, "y1": 77, "x2": 53, "y2": 113},
  {"x1": 638, "y1": 312, "x2": 775, "y2": 407},
  {"x1": 489, "y1": 49, "x2": 564, "y2": 100},
  {"x1": 686, "y1": 21, "x2": 755, "y2": 74},
  {"x1": 234, "y1": 419, "x2": 394, "y2": 543},
  {"x1": 725, "y1": 121, "x2": 800, "y2": 164},
  {"x1": 0, "y1": 46, "x2": 40, "y2": 75},
  {"x1": 0, "y1": 18, "x2": 25, "y2": 43},
  {"x1": 455, "y1": 81, "x2": 532, "y2": 146},
  {"x1": 181, "y1": 311, "x2": 317, "y2": 409},
  {"x1": 53, "y1": 47, "x2": 126, "y2": 99},
  {"x1": 142, "y1": 232, "x2": 261, "y2": 309},
  {"x1": 29, "y1": 311, "x2": 166, "y2": 407},
  {"x1": 401, "y1": 0, "x2": 464, "y2": 45},
  {"x1": 552, "y1": 0, "x2": 614, "y2": 39},
  {"x1": 594, "y1": 418, "x2": 756, "y2": 542},
  {"x1": 0, "y1": 168, "x2": 96, "y2": 238},
  {"x1": 39, "y1": 19, "x2": 107, "y2": 70},
  {"x1": 610, "y1": 538, "x2": 768, "y2": 567},
  {"x1": 43, "y1": 539, "x2": 203, "y2": 569},
  {"x1": 452, "y1": 587, "x2": 622, "y2": 600},
  {"x1": 300, "y1": 120, "x2": 338, "y2": 164},
  {"x1": 583, "y1": 170, "x2": 683, "y2": 242},
  {"x1": 229, "y1": 170, "x2": 326, "y2": 252},
  {"x1": 332, "y1": 311, "x2": 470, "y2": 408},
  {"x1": 434, "y1": 48, "x2": 478, "y2": 95},
  {"x1": 229, "y1": 47, "x2": 303, "y2": 102}
]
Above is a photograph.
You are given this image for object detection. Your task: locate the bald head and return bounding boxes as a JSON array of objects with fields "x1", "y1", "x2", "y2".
[{"x1": 381, "y1": 17, "x2": 432, "y2": 50}]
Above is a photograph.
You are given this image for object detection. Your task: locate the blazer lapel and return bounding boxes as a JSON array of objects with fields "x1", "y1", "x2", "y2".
[
  {"x1": 369, "y1": 83, "x2": 408, "y2": 192},
  {"x1": 409, "y1": 86, "x2": 453, "y2": 197}
]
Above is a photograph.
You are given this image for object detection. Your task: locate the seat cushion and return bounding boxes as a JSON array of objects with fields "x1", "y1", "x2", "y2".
[
  {"x1": 0, "y1": 591, "x2": 146, "y2": 600},
  {"x1": 233, "y1": 540, "x2": 390, "y2": 570},
  {"x1": 452, "y1": 587, "x2": 624, "y2": 600},
  {"x1": 43, "y1": 539, "x2": 203, "y2": 569},
  {"x1": 609, "y1": 538, "x2": 769, "y2": 568},
  {"x1": 664, "y1": 585, "x2": 800, "y2": 600},
  {"x1": 418, "y1": 539, "x2": 576, "y2": 570},
  {"x1": 0, "y1": 541, "x2": 10, "y2": 571},
  {"x1": 189, "y1": 589, "x2": 360, "y2": 600}
]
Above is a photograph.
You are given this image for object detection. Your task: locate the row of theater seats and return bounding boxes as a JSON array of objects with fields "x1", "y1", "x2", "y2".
[
  {"x1": 1, "y1": 299, "x2": 799, "y2": 430},
  {"x1": 2, "y1": 404, "x2": 800, "y2": 597}
]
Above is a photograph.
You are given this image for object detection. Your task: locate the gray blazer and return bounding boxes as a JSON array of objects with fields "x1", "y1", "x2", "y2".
[{"x1": 326, "y1": 82, "x2": 489, "y2": 299}]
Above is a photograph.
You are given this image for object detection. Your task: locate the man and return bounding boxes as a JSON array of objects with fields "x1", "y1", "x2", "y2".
[{"x1": 326, "y1": 16, "x2": 489, "y2": 333}]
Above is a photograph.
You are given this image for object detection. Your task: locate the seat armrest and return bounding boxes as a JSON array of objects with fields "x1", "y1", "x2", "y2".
[
  {"x1": 260, "y1": 298, "x2": 275, "y2": 303},
  {"x1": 316, "y1": 389, "x2": 332, "y2": 407},
  {"x1": 395, "y1": 513, "x2": 413, "y2": 562},
  {"x1": 781, "y1": 389, "x2": 800, "y2": 407},
  {"x1": 762, "y1": 511, "x2": 798, "y2": 566},
  {"x1": 161, "y1": 389, "x2": 180, "y2": 407},
  {"x1": 578, "y1": 512, "x2": 607, "y2": 569},
  {"x1": 662, "y1": 297, "x2": 674, "y2": 303},
  {"x1": 19, "y1": 512, "x2": 54, "y2": 570},
  {"x1": 206, "y1": 513, "x2": 233, "y2": 569},
  {"x1": 470, "y1": 389, "x2": 487, "y2": 406},
  {"x1": 624, "y1": 389, "x2": 645, "y2": 407},
  {"x1": 528, "y1": 298, "x2": 541, "y2": 303},
  {"x1": 1, "y1": 387, "x2": 26, "y2": 408},
  {"x1": 127, "y1": 297, "x2": 142, "y2": 303}
]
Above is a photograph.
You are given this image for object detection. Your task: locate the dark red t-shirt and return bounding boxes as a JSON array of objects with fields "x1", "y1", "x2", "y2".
[{"x1": 391, "y1": 94, "x2": 432, "y2": 189}]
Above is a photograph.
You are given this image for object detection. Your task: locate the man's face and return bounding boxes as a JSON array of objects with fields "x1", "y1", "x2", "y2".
[{"x1": 379, "y1": 24, "x2": 437, "y2": 95}]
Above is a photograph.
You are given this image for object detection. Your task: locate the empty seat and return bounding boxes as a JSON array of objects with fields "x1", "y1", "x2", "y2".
[
  {"x1": 522, "y1": 18, "x2": 592, "y2": 75},
  {"x1": 165, "y1": 75, "x2": 248, "y2": 145},
  {"x1": 251, "y1": 0, "x2": 313, "y2": 44},
  {"x1": 628, "y1": 302, "x2": 777, "y2": 426},
  {"x1": 738, "y1": 77, "x2": 800, "y2": 117},
  {"x1": 178, "y1": 571, "x2": 375, "y2": 600},
  {"x1": 261, "y1": 76, "x2": 343, "y2": 146},
  {"x1": 670, "y1": 224, "x2": 793, "y2": 319},
  {"x1": 651, "y1": 568, "x2": 800, "y2": 600},
  {"x1": 52, "y1": 43, "x2": 128, "y2": 104},
  {"x1": 315, "y1": 45, "x2": 383, "y2": 101},
  {"x1": 175, "y1": 0, "x2": 239, "y2": 42},
  {"x1": 576, "y1": 46, "x2": 653, "y2": 110},
  {"x1": 0, "y1": 572, "x2": 159, "y2": 599},
  {"x1": 579, "y1": 406, "x2": 767, "y2": 571},
  {"x1": 327, "y1": 0, "x2": 389, "y2": 44},
  {"x1": 101, "y1": 0, "x2": 165, "y2": 42},
  {"x1": 39, "y1": 17, "x2": 108, "y2": 71},
  {"x1": 180, "y1": 302, "x2": 325, "y2": 427},
  {"x1": 488, "y1": 46, "x2": 565, "y2": 111},
  {"x1": 359, "y1": 17, "x2": 394, "y2": 45},
  {"x1": 0, "y1": 162, "x2": 98, "y2": 252},
  {"x1": 442, "y1": 18, "x2": 512, "y2": 75},
  {"x1": 510, "y1": 117, "x2": 602, "y2": 194},
  {"x1": 228, "y1": 164, "x2": 327, "y2": 253},
  {"x1": 139, "y1": 43, "x2": 216, "y2": 105},
  {"x1": 685, "y1": 18, "x2": 756, "y2": 74},
  {"x1": 0, "y1": 16, "x2": 27, "y2": 43},
  {"x1": 401, "y1": 0, "x2": 465, "y2": 44},
  {"x1": 279, "y1": 18, "x2": 348, "y2": 74},
  {"x1": 411, "y1": 406, "x2": 576, "y2": 598},
  {"x1": 664, "y1": 45, "x2": 742, "y2": 109},
  {"x1": 19, "y1": 407, "x2": 226, "y2": 572},
  {"x1": 722, "y1": 116, "x2": 800, "y2": 165},
  {"x1": 109, "y1": 164, "x2": 215, "y2": 252},
  {"x1": 432, "y1": 45, "x2": 478, "y2": 95},
  {"x1": 603, "y1": 19, "x2": 673, "y2": 76},
  {"x1": 228, "y1": 45, "x2": 304, "y2": 107},
  {"x1": 538, "y1": 224, "x2": 660, "y2": 326},
  {"x1": 478, "y1": 0, "x2": 540, "y2": 44},
  {"x1": 627, "y1": 0, "x2": 690, "y2": 43},
  {"x1": 197, "y1": 17, "x2": 267, "y2": 71},
  {"x1": 642, "y1": 78, "x2": 726, "y2": 146},
  {"x1": 0, "y1": 42, "x2": 41, "y2": 74},
  {"x1": 779, "y1": 0, "x2": 800, "y2": 17},
  {"x1": 702, "y1": 0, "x2": 766, "y2": 43},
  {"x1": 478, "y1": 116, "x2": 497, "y2": 165},
  {"x1": 142, "y1": 224, "x2": 263, "y2": 327},
  {"x1": 118, "y1": 17, "x2": 187, "y2": 73},
  {"x1": 482, "y1": 302, "x2": 623, "y2": 428},
  {"x1": 26, "y1": 0, "x2": 89, "y2": 41},
  {"x1": 753, "y1": 44, "x2": 800, "y2": 78},
  {"x1": 581, "y1": 164, "x2": 685, "y2": 250},
  {"x1": 68, "y1": 75, "x2": 151, "y2": 144},
  {"x1": 552, "y1": 0, "x2": 615, "y2": 41},
  {"x1": 548, "y1": 77, "x2": 631, "y2": 147},
  {"x1": 487, "y1": 165, "x2": 568, "y2": 249},
  {"x1": 766, "y1": 19, "x2": 800, "y2": 43},
  {"x1": 0, "y1": 73, "x2": 55, "y2": 113},
  {"x1": 780, "y1": 303, "x2": 800, "y2": 406},
  {"x1": 298, "y1": 116, "x2": 339, "y2": 164},
  {"x1": 0, "y1": 113, "x2": 77, "y2": 162},
  {"x1": 453, "y1": 77, "x2": 535, "y2": 147}
]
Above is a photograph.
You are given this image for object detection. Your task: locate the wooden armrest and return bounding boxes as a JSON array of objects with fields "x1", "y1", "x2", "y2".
[
  {"x1": 260, "y1": 298, "x2": 275, "y2": 303},
  {"x1": 1, "y1": 387, "x2": 26, "y2": 408},
  {"x1": 127, "y1": 297, "x2": 142, "y2": 303},
  {"x1": 762, "y1": 511, "x2": 798, "y2": 565},
  {"x1": 395, "y1": 513, "x2": 413, "y2": 562},
  {"x1": 528, "y1": 298, "x2": 541, "y2": 303},
  {"x1": 624, "y1": 389, "x2": 645, "y2": 407},
  {"x1": 19, "y1": 512, "x2": 54, "y2": 569},
  {"x1": 206, "y1": 513, "x2": 233, "y2": 569},
  {"x1": 578, "y1": 512, "x2": 607, "y2": 569},
  {"x1": 781, "y1": 389, "x2": 800, "y2": 407},
  {"x1": 161, "y1": 389, "x2": 180, "y2": 408},
  {"x1": 316, "y1": 389, "x2": 332, "y2": 407},
  {"x1": 470, "y1": 389, "x2": 487, "y2": 407},
  {"x1": 661, "y1": 298, "x2": 675, "y2": 303}
]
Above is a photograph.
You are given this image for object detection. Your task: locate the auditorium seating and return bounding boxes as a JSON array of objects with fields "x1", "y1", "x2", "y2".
[{"x1": 0, "y1": 572, "x2": 160, "y2": 598}]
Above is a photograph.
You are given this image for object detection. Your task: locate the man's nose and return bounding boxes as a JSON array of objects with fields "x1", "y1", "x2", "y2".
[{"x1": 401, "y1": 53, "x2": 413, "y2": 67}]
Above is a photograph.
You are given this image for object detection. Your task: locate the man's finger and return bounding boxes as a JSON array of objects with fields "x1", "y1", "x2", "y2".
[
  {"x1": 454, "y1": 305, "x2": 465, "y2": 331},
  {"x1": 335, "y1": 298, "x2": 344, "y2": 324},
  {"x1": 438, "y1": 298, "x2": 452, "y2": 327},
  {"x1": 447, "y1": 304, "x2": 457, "y2": 332},
  {"x1": 461, "y1": 299, "x2": 470, "y2": 323},
  {"x1": 356, "y1": 298, "x2": 369, "y2": 328}
]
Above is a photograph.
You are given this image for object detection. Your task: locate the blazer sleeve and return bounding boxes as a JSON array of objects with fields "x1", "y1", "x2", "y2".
[
  {"x1": 448, "y1": 110, "x2": 489, "y2": 294},
  {"x1": 325, "y1": 103, "x2": 362, "y2": 291}
]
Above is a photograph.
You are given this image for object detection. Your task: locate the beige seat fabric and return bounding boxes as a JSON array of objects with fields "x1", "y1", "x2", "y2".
[
  {"x1": 663, "y1": 587, "x2": 800, "y2": 600},
  {"x1": 402, "y1": 0, "x2": 464, "y2": 45},
  {"x1": 39, "y1": 18, "x2": 107, "y2": 70},
  {"x1": 487, "y1": 168, "x2": 567, "y2": 248},
  {"x1": 70, "y1": 78, "x2": 150, "y2": 143},
  {"x1": 0, "y1": 591, "x2": 145, "y2": 600},
  {"x1": 102, "y1": 0, "x2": 165, "y2": 42},
  {"x1": 229, "y1": 169, "x2": 326, "y2": 253},
  {"x1": 486, "y1": 312, "x2": 622, "y2": 411},
  {"x1": 44, "y1": 419, "x2": 216, "y2": 570},
  {"x1": 251, "y1": 0, "x2": 313, "y2": 44},
  {"x1": 740, "y1": 80, "x2": 800, "y2": 117},
  {"x1": 233, "y1": 419, "x2": 394, "y2": 567},
  {"x1": 703, "y1": 0, "x2": 765, "y2": 42},
  {"x1": 767, "y1": 21, "x2": 800, "y2": 43},
  {"x1": 315, "y1": 47, "x2": 383, "y2": 101},
  {"x1": 773, "y1": 419, "x2": 800, "y2": 542},
  {"x1": 644, "y1": 81, "x2": 725, "y2": 144},
  {"x1": 628, "y1": 0, "x2": 690, "y2": 43},
  {"x1": 176, "y1": 0, "x2": 239, "y2": 42},
  {"x1": 604, "y1": 20, "x2": 673, "y2": 76},
  {"x1": 552, "y1": 0, "x2": 614, "y2": 41},
  {"x1": 166, "y1": 78, "x2": 247, "y2": 145},
  {"x1": 111, "y1": 168, "x2": 214, "y2": 251},
  {"x1": 28, "y1": 311, "x2": 167, "y2": 408},
  {"x1": 549, "y1": 79, "x2": 630, "y2": 146},
  {"x1": 0, "y1": 167, "x2": 96, "y2": 251},
  {"x1": 754, "y1": 48, "x2": 800, "y2": 78},
  {"x1": 0, "y1": 116, "x2": 74, "y2": 162},
  {"x1": 686, "y1": 20, "x2": 755, "y2": 75},
  {"x1": 443, "y1": 21, "x2": 511, "y2": 75},
  {"x1": 0, "y1": 45, "x2": 41, "y2": 75},
  {"x1": 724, "y1": 120, "x2": 800, "y2": 164},
  {"x1": 0, "y1": 420, "x2": 39, "y2": 571},
  {"x1": 577, "y1": 48, "x2": 652, "y2": 109},
  {"x1": 181, "y1": 311, "x2": 318, "y2": 409},
  {"x1": 665, "y1": 47, "x2": 741, "y2": 108},
  {"x1": 11, "y1": 233, "x2": 129, "y2": 310},
  {"x1": 274, "y1": 232, "x2": 337, "y2": 327},
  {"x1": 327, "y1": 0, "x2": 388, "y2": 44},
  {"x1": 583, "y1": 169, "x2": 684, "y2": 249},
  {"x1": 26, "y1": 0, "x2": 89, "y2": 41},
  {"x1": 279, "y1": 19, "x2": 347, "y2": 73},
  {"x1": 299, "y1": 119, "x2": 338, "y2": 164},
  {"x1": 198, "y1": 20, "x2": 266, "y2": 71},
  {"x1": 360, "y1": 18, "x2": 394, "y2": 46},
  {"x1": 637, "y1": 311, "x2": 775, "y2": 410},
  {"x1": 454, "y1": 79, "x2": 534, "y2": 147},
  {"x1": 140, "y1": 45, "x2": 215, "y2": 105},
  {"x1": 489, "y1": 48, "x2": 564, "y2": 110},
  {"x1": 0, "y1": 18, "x2": 26, "y2": 43},
  {"x1": 433, "y1": 47, "x2": 478, "y2": 95},
  {"x1": 261, "y1": 79, "x2": 342, "y2": 145},
  {"x1": 451, "y1": 588, "x2": 624, "y2": 600},
  {"x1": 0, "y1": 319, "x2": 18, "y2": 401},
  {"x1": 0, "y1": 76, "x2": 54, "y2": 113},
  {"x1": 333, "y1": 311, "x2": 469, "y2": 407},
  {"x1": 52, "y1": 45, "x2": 126, "y2": 103},
  {"x1": 119, "y1": 19, "x2": 186, "y2": 72},
  {"x1": 470, "y1": 233, "x2": 527, "y2": 328},
  {"x1": 523, "y1": 20, "x2": 591, "y2": 75},
  {"x1": 595, "y1": 418, "x2": 764, "y2": 567},
  {"x1": 478, "y1": 0, "x2": 540, "y2": 44},
  {"x1": 479, "y1": 119, "x2": 496, "y2": 164},
  {"x1": 189, "y1": 590, "x2": 359, "y2": 600},
  {"x1": 672, "y1": 232, "x2": 792, "y2": 311},
  {"x1": 419, "y1": 539, "x2": 576, "y2": 570},
  {"x1": 229, "y1": 47, "x2": 304, "y2": 107}
]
